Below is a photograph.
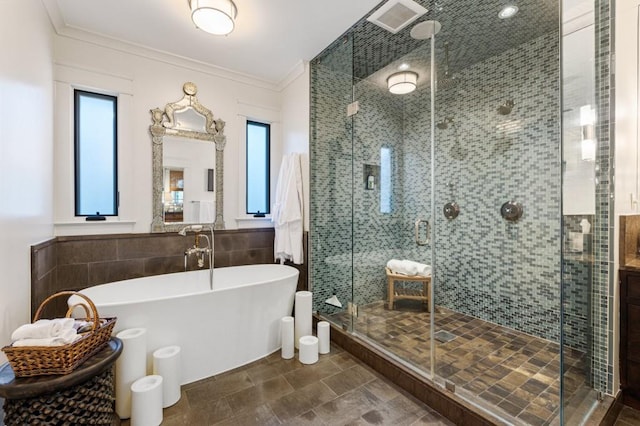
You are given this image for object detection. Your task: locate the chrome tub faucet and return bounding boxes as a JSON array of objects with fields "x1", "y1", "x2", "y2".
[{"x1": 178, "y1": 224, "x2": 214, "y2": 289}]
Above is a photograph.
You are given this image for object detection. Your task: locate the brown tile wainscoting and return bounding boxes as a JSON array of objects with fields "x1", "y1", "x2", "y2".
[{"x1": 31, "y1": 229, "x2": 308, "y2": 318}]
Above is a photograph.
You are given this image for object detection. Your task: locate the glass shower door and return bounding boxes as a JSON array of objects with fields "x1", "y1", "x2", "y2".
[
  {"x1": 310, "y1": 36, "x2": 355, "y2": 326},
  {"x1": 560, "y1": 0, "x2": 601, "y2": 421}
]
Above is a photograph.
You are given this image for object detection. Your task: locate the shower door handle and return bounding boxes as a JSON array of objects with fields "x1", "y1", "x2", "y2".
[{"x1": 415, "y1": 219, "x2": 430, "y2": 246}]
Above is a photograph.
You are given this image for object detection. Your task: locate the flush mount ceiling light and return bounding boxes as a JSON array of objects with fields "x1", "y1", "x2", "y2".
[
  {"x1": 498, "y1": 4, "x2": 519, "y2": 19},
  {"x1": 190, "y1": 0, "x2": 237, "y2": 36},
  {"x1": 387, "y1": 71, "x2": 418, "y2": 94}
]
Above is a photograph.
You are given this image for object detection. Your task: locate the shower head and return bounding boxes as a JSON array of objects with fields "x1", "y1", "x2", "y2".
[
  {"x1": 438, "y1": 42, "x2": 459, "y2": 90},
  {"x1": 410, "y1": 20, "x2": 441, "y2": 39},
  {"x1": 497, "y1": 100, "x2": 515, "y2": 115}
]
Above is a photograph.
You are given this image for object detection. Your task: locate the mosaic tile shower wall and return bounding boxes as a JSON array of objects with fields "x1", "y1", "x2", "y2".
[{"x1": 428, "y1": 32, "x2": 562, "y2": 341}]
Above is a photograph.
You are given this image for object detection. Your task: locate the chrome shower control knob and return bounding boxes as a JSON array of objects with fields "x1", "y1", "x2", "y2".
[
  {"x1": 501, "y1": 201, "x2": 523, "y2": 222},
  {"x1": 443, "y1": 202, "x2": 460, "y2": 220}
]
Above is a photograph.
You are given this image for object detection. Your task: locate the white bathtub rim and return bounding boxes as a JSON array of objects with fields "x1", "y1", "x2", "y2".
[{"x1": 72, "y1": 264, "x2": 299, "y2": 308}]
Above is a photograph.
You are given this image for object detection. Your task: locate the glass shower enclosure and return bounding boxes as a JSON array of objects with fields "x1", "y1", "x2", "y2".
[{"x1": 310, "y1": 0, "x2": 609, "y2": 424}]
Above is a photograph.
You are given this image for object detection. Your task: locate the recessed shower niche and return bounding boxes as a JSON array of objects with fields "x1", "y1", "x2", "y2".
[{"x1": 363, "y1": 164, "x2": 379, "y2": 190}]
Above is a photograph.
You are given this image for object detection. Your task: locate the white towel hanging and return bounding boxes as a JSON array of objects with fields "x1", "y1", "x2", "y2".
[{"x1": 273, "y1": 153, "x2": 304, "y2": 264}]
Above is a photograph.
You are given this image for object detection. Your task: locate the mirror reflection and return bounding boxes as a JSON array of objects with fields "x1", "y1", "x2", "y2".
[
  {"x1": 163, "y1": 167, "x2": 184, "y2": 222},
  {"x1": 162, "y1": 136, "x2": 216, "y2": 224}
]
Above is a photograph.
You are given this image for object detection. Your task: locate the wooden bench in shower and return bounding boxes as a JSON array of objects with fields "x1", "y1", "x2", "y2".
[{"x1": 386, "y1": 267, "x2": 430, "y2": 311}]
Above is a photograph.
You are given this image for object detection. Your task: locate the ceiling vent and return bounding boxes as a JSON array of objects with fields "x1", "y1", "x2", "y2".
[{"x1": 366, "y1": 0, "x2": 428, "y2": 34}]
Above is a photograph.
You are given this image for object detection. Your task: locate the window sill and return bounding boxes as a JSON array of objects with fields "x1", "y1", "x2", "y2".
[
  {"x1": 235, "y1": 216, "x2": 273, "y2": 229},
  {"x1": 54, "y1": 219, "x2": 137, "y2": 236}
]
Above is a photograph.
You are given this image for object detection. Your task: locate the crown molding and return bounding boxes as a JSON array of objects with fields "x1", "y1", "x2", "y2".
[{"x1": 277, "y1": 60, "x2": 308, "y2": 92}]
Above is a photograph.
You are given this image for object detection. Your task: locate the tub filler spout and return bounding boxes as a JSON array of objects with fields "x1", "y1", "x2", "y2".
[{"x1": 178, "y1": 224, "x2": 214, "y2": 289}]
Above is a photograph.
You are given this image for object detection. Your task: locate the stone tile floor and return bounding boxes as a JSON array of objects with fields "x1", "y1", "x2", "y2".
[
  {"x1": 615, "y1": 404, "x2": 640, "y2": 425},
  {"x1": 121, "y1": 343, "x2": 452, "y2": 425},
  {"x1": 329, "y1": 301, "x2": 590, "y2": 425}
]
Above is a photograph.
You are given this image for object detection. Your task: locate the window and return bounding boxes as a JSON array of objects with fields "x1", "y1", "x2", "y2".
[
  {"x1": 380, "y1": 147, "x2": 392, "y2": 213},
  {"x1": 246, "y1": 120, "x2": 270, "y2": 215},
  {"x1": 74, "y1": 90, "x2": 118, "y2": 216}
]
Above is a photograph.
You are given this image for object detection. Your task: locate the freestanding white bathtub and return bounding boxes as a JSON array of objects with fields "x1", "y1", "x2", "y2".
[{"x1": 71, "y1": 264, "x2": 299, "y2": 384}]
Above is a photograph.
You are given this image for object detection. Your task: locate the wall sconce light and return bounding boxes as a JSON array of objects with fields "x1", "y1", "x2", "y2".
[
  {"x1": 580, "y1": 105, "x2": 596, "y2": 162},
  {"x1": 387, "y1": 71, "x2": 418, "y2": 95},
  {"x1": 189, "y1": 0, "x2": 237, "y2": 36}
]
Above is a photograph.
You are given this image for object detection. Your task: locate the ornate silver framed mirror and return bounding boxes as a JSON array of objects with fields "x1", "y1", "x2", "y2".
[{"x1": 149, "y1": 82, "x2": 226, "y2": 232}]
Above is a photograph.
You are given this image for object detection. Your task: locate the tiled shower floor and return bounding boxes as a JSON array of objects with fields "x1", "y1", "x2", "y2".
[{"x1": 327, "y1": 300, "x2": 590, "y2": 425}]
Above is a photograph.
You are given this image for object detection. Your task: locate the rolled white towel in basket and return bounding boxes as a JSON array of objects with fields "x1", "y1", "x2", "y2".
[
  {"x1": 12, "y1": 328, "x2": 79, "y2": 347},
  {"x1": 386, "y1": 259, "x2": 431, "y2": 277},
  {"x1": 11, "y1": 318, "x2": 75, "y2": 341}
]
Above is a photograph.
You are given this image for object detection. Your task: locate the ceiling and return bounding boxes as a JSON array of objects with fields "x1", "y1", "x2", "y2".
[{"x1": 43, "y1": 0, "x2": 382, "y2": 86}]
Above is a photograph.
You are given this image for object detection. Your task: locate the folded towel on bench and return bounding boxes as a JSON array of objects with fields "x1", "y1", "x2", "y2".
[{"x1": 386, "y1": 259, "x2": 431, "y2": 277}]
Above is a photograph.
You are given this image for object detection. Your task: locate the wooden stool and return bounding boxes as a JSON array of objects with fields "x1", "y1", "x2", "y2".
[{"x1": 386, "y1": 267, "x2": 430, "y2": 311}]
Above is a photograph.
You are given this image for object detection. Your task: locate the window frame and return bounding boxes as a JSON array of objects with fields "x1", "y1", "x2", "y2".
[
  {"x1": 73, "y1": 89, "x2": 119, "y2": 217},
  {"x1": 245, "y1": 120, "x2": 271, "y2": 215}
]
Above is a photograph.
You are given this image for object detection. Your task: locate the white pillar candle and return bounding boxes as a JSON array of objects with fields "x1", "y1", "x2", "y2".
[
  {"x1": 298, "y1": 336, "x2": 319, "y2": 364},
  {"x1": 115, "y1": 328, "x2": 147, "y2": 419},
  {"x1": 317, "y1": 321, "x2": 330, "y2": 354},
  {"x1": 281, "y1": 316, "x2": 295, "y2": 359},
  {"x1": 152, "y1": 345, "x2": 182, "y2": 408},
  {"x1": 130, "y1": 375, "x2": 163, "y2": 426},
  {"x1": 294, "y1": 291, "x2": 312, "y2": 349}
]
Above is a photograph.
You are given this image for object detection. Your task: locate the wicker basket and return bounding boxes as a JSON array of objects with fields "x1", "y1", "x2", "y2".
[{"x1": 2, "y1": 291, "x2": 116, "y2": 377}]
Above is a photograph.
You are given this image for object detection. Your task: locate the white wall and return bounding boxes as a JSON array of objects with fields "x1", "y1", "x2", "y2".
[
  {"x1": 52, "y1": 33, "x2": 283, "y2": 234},
  {"x1": 615, "y1": 0, "x2": 640, "y2": 221},
  {"x1": 0, "y1": 0, "x2": 55, "y2": 357},
  {"x1": 281, "y1": 62, "x2": 310, "y2": 231},
  {"x1": 614, "y1": 0, "x2": 640, "y2": 395}
]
